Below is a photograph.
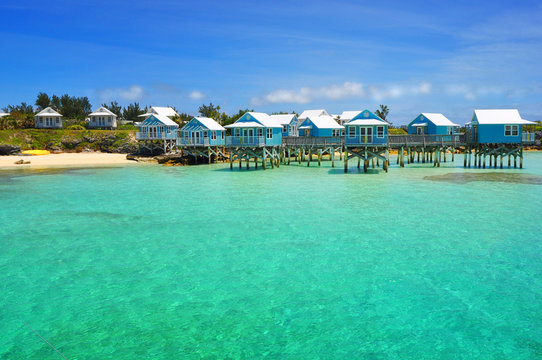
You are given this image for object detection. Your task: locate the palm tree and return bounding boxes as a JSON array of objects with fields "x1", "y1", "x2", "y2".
[{"x1": 375, "y1": 105, "x2": 389, "y2": 121}]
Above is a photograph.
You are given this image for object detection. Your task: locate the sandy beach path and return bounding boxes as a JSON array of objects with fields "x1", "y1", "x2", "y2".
[{"x1": 0, "y1": 152, "x2": 137, "y2": 169}]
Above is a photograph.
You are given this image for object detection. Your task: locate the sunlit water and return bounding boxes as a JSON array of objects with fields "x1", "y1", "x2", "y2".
[{"x1": 1, "y1": 153, "x2": 541, "y2": 359}]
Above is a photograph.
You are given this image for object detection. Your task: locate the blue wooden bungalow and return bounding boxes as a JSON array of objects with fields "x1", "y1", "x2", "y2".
[
  {"x1": 135, "y1": 114, "x2": 179, "y2": 140},
  {"x1": 269, "y1": 114, "x2": 300, "y2": 137},
  {"x1": 408, "y1": 113, "x2": 459, "y2": 135},
  {"x1": 344, "y1": 109, "x2": 388, "y2": 145},
  {"x1": 467, "y1": 109, "x2": 536, "y2": 144},
  {"x1": 298, "y1": 115, "x2": 344, "y2": 137},
  {"x1": 179, "y1": 117, "x2": 225, "y2": 146},
  {"x1": 224, "y1": 112, "x2": 282, "y2": 147}
]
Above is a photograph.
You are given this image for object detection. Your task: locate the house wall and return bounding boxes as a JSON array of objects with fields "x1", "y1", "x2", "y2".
[
  {"x1": 345, "y1": 125, "x2": 388, "y2": 144},
  {"x1": 180, "y1": 119, "x2": 225, "y2": 145},
  {"x1": 34, "y1": 116, "x2": 62, "y2": 129},
  {"x1": 89, "y1": 115, "x2": 117, "y2": 129},
  {"x1": 476, "y1": 124, "x2": 523, "y2": 143},
  {"x1": 298, "y1": 119, "x2": 342, "y2": 137}
]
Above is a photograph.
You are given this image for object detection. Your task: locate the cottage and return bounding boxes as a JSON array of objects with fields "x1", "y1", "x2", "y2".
[
  {"x1": 298, "y1": 109, "x2": 329, "y2": 121},
  {"x1": 135, "y1": 114, "x2": 179, "y2": 140},
  {"x1": 138, "y1": 106, "x2": 178, "y2": 119},
  {"x1": 224, "y1": 112, "x2": 282, "y2": 146},
  {"x1": 179, "y1": 117, "x2": 226, "y2": 146},
  {"x1": 468, "y1": 109, "x2": 536, "y2": 144},
  {"x1": 298, "y1": 115, "x2": 344, "y2": 137},
  {"x1": 88, "y1": 106, "x2": 118, "y2": 129},
  {"x1": 344, "y1": 109, "x2": 388, "y2": 145},
  {"x1": 269, "y1": 114, "x2": 300, "y2": 137},
  {"x1": 34, "y1": 107, "x2": 63, "y2": 129},
  {"x1": 338, "y1": 110, "x2": 363, "y2": 126},
  {"x1": 408, "y1": 113, "x2": 459, "y2": 135}
]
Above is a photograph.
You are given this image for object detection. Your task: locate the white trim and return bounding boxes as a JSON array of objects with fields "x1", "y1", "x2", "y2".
[{"x1": 376, "y1": 126, "x2": 385, "y2": 138}]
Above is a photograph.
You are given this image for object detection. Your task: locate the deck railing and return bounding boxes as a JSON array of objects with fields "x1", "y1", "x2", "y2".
[
  {"x1": 135, "y1": 132, "x2": 178, "y2": 140},
  {"x1": 345, "y1": 136, "x2": 385, "y2": 145},
  {"x1": 178, "y1": 138, "x2": 211, "y2": 146},
  {"x1": 282, "y1": 136, "x2": 344, "y2": 146},
  {"x1": 388, "y1": 134, "x2": 466, "y2": 146},
  {"x1": 521, "y1": 132, "x2": 535, "y2": 143},
  {"x1": 225, "y1": 136, "x2": 266, "y2": 146}
]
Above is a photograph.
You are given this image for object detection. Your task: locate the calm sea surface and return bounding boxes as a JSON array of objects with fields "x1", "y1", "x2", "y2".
[{"x1": 1, "y1": 153, "x2": 541, "y2": 359}]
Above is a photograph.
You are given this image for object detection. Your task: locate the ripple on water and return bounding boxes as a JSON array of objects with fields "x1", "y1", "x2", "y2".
[{"x1": 424, "y1": 172, "x2": 542, "y2": 185}]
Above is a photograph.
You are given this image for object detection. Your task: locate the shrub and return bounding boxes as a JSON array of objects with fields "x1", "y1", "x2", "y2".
[{"x1": 66, "y1": 124, "x2": 86, "y2": 130}]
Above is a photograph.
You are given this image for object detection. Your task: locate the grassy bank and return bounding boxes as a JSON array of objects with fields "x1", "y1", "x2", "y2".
[{"x1": 0, "y1": 129, "x2": 137, "y2": 152}]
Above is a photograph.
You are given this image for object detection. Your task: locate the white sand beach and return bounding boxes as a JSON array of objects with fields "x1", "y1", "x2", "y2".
[{"x1": 0, "y1": 152, "x2": 138, "y2": 169}]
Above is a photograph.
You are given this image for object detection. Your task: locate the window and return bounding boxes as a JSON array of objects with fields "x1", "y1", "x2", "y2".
[
  {"x1": 211, "y1": 131, "x2": 217, "y2": 140},
  {"x1": 348, "y1": 126, "x2": 356, "y2": 137},
  {"x1": 266, "y1": 128, "x2": 273, "y2": 139},
  {"x1": 235, "y1": 128, "x2": 240, "y2": 136},
  {"x1": 282, "y1": 125, "x2": 288, "y2": 133},
  {"x1": 377, "y1": 126, "x2": 384, "y2": 138},
  {"x1": 221, "y1": 132, "x2": 224, "y2": 139},
  {"x1": 258, "y1": 128, "x2": 263, "y2": 137},
  {"x1": 332, "y1": 129, "x2": 340, "y2": 137},
  {"x1": 184, "y1": 131, "x2": 188, "y2": 138},
  {"x1": 511, "y1": 125, "x2": 518, "y2": 136},
  {"x1": 203, "y1": 131, "x2": 208, "y2": 138},
  {"x1": 505, "y1": 125, "x2": 515, "y2": 136}
]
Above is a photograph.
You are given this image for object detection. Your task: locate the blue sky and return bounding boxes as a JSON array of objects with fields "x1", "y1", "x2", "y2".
[{"x1": 1, "y1": 0, "x2": 541, "y2": 125}]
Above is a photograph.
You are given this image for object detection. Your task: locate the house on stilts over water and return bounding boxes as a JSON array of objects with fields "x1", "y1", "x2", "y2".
[
  {"x1": 135, "y1": 114, "x2": 179, "y2": 154},
  {"x1": 178, "y1": 117, "x2": 227, "y2": 162},
  {"x1": 224, "y1": 112, "x2": 282, "y2": 170},
  {"x1": 463, "y1": 109, "x2": 536, "y2": 169}
]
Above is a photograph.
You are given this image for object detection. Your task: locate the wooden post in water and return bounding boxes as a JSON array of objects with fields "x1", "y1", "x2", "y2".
[
  {"x1": 452, "y1": 147, "x2": 455, "y2": 161},
  {"x1": 263, "y1": 148, "x2": 267, "y2": 170},
  {"x1": 255, "y1": 157, "x2": 258, "y2": 169},
  {"x1": 520, "y1": 146, "x2": 523, "y2": 169},
  {"x1": 357, "y1": 157, "x2": 361, "y2": 169},
  {"x1": 464, "y1": 147, "x2": 467, "y2": 168},
  {"x1": 372, "y1": 158, "x2": 375, "y2": 169},
  {"x1": 239, "y1": 154, "x2": 242, "y2": 169},
  {"x1": 230, "y1": 150, "x2": 233, "y2": 170},
  {"x1": 208, "y1": 147, "x2": 212, "y2": 164},
  {"x1": 318, "y1": 149, "x2": 322, "y2": 166},
  {"x1": 422, "y1": 147, "x2": 425, "y2": 163},
  {"x1": 307, "y1": 149, "x2": 311, "y2": 167},
  {"x1": 331, "y1": 148, "x2": 335, "y2": 167},
  {"x1": 400, "y1": 147, "x2": 405, "y2": 167},
  {"x1": 364, "y1": 160, "x2": 368, "y2": 173},
  {"x1": 344, "y1": 147, "x2": 348, "y2": 173}
]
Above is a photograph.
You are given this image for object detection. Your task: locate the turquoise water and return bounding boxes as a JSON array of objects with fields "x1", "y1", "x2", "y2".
[{"x1": 1, "y1": 153, "x2": 542, "y2": 359}]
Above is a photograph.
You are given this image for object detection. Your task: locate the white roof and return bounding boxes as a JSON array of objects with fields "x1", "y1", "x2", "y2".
[
  {"x1": 139, "y1": 106, "x2": 178, "y2": 118},
  {"x1": 473, "y1": 109, "x2": 536, "y2": 125},
  {"x1": 346, "y1": 119, "x2": 388, "y2": 126},
  {"x1": 149, "y1": 113, "x2": 178, "y2": 126},
  {"x1": 306, "y1": 115, "x2": 344, "y2": 129},
  {"x1": 225, "y1": 121, "x2": 264, "y2": 128},
  {"x1": 412, "y1": 123, "x2": 427, "y2": 127},
  {"x1": 340, "y1": 110, "x2": 363, "y2": 121},
  {"x1": 241, "y1": 112, "x2": 281, "y2": 128},
  {"x1": 89, "y1": 106, "x2": 116, "y2": 117},
  {"x1": 269, "y1": 114, "x2": 296, "y2": 126},
  {"x1": 195, "y1": 117, "x2": 225, "y2": 131},
  {"x1": 421, "y1": 113, "x2": 459, "y2": 127},
  {"x1": 299, "y1": 109, "x2": 328, "y2": 119},
  {"x1": 35, "y1": 107, "x2": 62, "y2": 117}
]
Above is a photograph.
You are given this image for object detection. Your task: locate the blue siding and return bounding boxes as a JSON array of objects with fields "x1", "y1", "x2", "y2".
[
  {"x1": 408, "y1": 114, "x2": 457, "y2": 135},
  {"x1": 180, "y1": 118, "x2": 225, "y2": 145},
  {"x1": 298, "y1": 119, "x2": 342, "y2": 137},
  {"x1": 230, "y1": 113, "x2": 282, "y2": 146},
  {"x1": 475, "y1": 124, "x2": 523, "y2": 143},
  {"x1": 345, "y1": 124, "x2": 388, "y2": 145}
]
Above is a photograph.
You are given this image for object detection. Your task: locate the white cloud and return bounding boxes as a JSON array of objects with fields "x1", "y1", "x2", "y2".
[
  {"x1": 252, "y1": 81, "x2": 432, "y2": 105},
  {"x1": 98, "y1": 85, "x2": 144, "y2": 102},
  {"x1": 188, "y1": 90, "x2": 206, "y2": 100},
  {"x1": 445, "y1": 84, "x2": 506, "y2": 100}
]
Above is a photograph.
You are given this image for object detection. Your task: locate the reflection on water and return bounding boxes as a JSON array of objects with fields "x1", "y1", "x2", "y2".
[{"x1": 424, "y1": 172, "x2": 542, "y2": 185}]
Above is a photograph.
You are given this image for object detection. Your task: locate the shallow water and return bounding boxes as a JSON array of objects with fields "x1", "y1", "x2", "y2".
[{"x1": 1, "y1": 153, "x2": 541, "y2": 359}]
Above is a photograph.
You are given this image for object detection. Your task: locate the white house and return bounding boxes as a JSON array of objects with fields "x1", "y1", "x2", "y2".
[
  {"x1": 88, "y1": 106, "x2": 118, "y2": 129},
  {"x1": 269, "y1": 114, "x2": 300, "y2": 136},
  {"x1": 34, "y1": 107, "x2": 63, "y2": 129},
  {"x1": 338, "y1": 110, "x2": 363, "y2": 126},
  {"x1": 298, "y1": 109, "x2": 329, "y2": 121},
  {"x1": 138, "y1": 106, "x2": 178, "y2": 119}
]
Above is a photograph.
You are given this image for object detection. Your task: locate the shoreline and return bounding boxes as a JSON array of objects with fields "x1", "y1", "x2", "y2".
[{"x1": 0, "y1": 152, "x2": 139, "y2": 170}]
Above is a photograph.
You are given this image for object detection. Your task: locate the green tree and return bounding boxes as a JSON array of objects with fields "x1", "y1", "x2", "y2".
[
  {"x1": 0, "y1": 103, "x2": 34, "y2": 129},
  {"x1": 35, "y1": 92, "x2": 51, "y2": 110},
  {"x1": 375, "y1": 105, "x2": 390, "y2": 122},
  {"x1": 123, "y1": 102, "x2": 147, "y2": 121},
  {"x1": 172, "y1": 112, "x2": 193, "y2": 126},
  {"x1": 198, "y1": 102, "x2": 229, "y2": 124},
  {"x1": 224, "y1": 108, "x2": 254, "y2": 126},
  {"x1": 102, "y1": 101, "x2": 122, "y2": 118}
]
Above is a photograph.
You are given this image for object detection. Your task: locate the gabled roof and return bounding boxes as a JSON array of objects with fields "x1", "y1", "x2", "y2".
[
  {"x1": 139, "y1": 106, "x2": 178, "y2": 118},
  {"x1": 140, "y1": 113, "x2": 178, "y2": 126},
  {"x1": 473, "y1": 109, "x2": 536, "y2": 125},
  {"x1": 194, "y1": 117, "x2": 225, "y2": 131},
  {"x1": 299, "y1": 109, "x2": 328, "y2": 119},
  {"x1": 269, "y1": 114, "x2": 297, "y2": 126},
  {"x1": 35, "y1": 107, "x2": 62, "y2": 117},
  {"x1": 89, "y1": 106, "x2": 117, "y2": 117},
  {"x1": 347, "y1": 109, "x2": 386, "y2": 125},
  {"x1": 225, "y1": 121, "x2": 264, "y2": 128},
  {"x1": 339, "y1": 110, "x2": 363, "y2": 121},
  {"x1": 418, "y1": 113, "x2": 459, "y2": 127},
  {"x1": 226, "y1": 112, "x2": 281, "y2": 128},
  {"x1": 305, "y1": 115, "x2": 344, "y2": 129}
]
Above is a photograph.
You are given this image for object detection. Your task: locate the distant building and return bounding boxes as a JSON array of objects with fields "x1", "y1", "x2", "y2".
[
  {"x1": 269, "y1": 114, "x2": 300, "y2": 137},
  {"x1": 467, "y1": 109, "x2": 536, "y2": 144},
  {"x1": 298, "y1": 115, "x2": 344, "y2": 137},
  {"x1": 179, "y1": 117, "x2": 226, "y2": 146},
  {"x1": 34, "y1": 107, "x2": 62, "y2": 129},
  {"x1": 338, "y1": 110, "x2": 363, "y2": 126},
  {"x1": 88, "y1": 106, "x2": 118, "y2": 129},
  {"x1": 408, "y1": 113, "x2": 459, "y2": 135},
  {"x1": 138, "y1": 106, "x2": 178, "y2": 119},
  {"x1": 298, "y1": 109, "x2": 329, "y2": 121}
]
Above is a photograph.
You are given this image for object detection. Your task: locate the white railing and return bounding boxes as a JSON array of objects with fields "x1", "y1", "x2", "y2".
[
  {"x1": 136, "y1": 132, "x2": 177, "y2": 140},
  {"x1": 178, "y1": 138, "x2": 211, "y2": 146},
  {"x1": 225, "y1": 136, "x2": 266, "y2": 146},
  {"x1": 521, "y1": 132, "x2": 535, "y2": 143}
]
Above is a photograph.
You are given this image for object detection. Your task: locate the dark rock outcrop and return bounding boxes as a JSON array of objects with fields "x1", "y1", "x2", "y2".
[{"x1": 0, "y1": 144, "x2": 21, "y2": 155}]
